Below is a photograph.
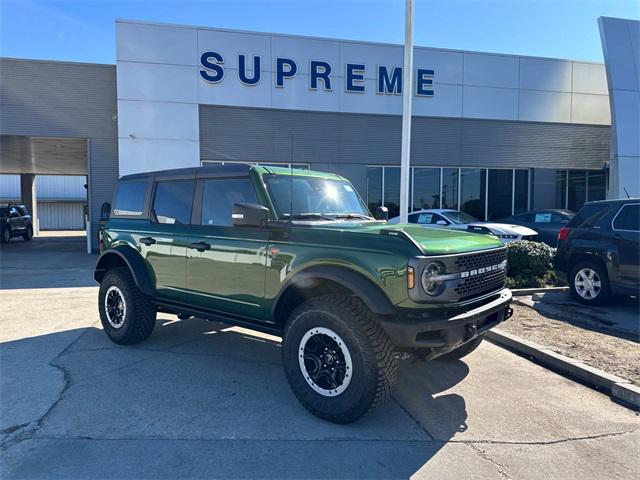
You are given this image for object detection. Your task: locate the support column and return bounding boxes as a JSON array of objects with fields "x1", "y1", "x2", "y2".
[{"x1": 20, "y1": 174, "x2": 38, "y2": 235}]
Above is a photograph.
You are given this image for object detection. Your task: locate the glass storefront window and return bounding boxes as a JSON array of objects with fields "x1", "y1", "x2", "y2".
[
  {"x1": 412, "y1": 168, "x2": 440, "y2": 210},
  {"x1": 555, "y1": 171, "x2": 567, "y2": 210},
  {"x1": 365, "y1": 167, "x2": 382, "y2": 214},
  {"x1": 383, "y1": 167, "x2": 401, "y2": 219},
  {"x1": 568, "y1": 171, "x2": 586, "y2": 212},
  {"x1": 588, "y1": 171, "x2": 606, "y2": 202},
  {"x1": 487, "y1": 169, "x2": 513, "y2": 220},
  {"x1": 460, "y1": 168, "x2": 486, "y2": 220},
  {"x1": 514, "y1": 170, "x2": 529, "y2": 214},
  {"x1": 441, "y1": 168, "x2": 459, "y2": 210}
]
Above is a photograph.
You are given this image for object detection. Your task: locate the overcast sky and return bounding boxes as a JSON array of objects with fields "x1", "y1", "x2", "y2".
[{"x1": 1, "y1": 0, "x2": 639, "y2": 64}]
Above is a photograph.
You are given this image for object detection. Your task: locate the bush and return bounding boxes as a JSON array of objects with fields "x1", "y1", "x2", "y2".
[{"x1": 504, "y1": 240, "x2": 560, "y2": 289}]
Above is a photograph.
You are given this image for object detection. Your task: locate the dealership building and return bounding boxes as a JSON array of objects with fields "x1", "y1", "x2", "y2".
[{"x1": 1, "y1": 17, "x2": 638, "y2": 250}]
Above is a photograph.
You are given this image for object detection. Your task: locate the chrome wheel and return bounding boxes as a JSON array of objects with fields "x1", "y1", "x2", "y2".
[
  {"x1": 574, "y1": 268, "x2": 602, "y2": 300},
  {"x1": 104, "y1": 285, "x2": 127, "y2": 328},
  {"x1": 298, "y1": 327, "x2": 352, "y2": 397}
]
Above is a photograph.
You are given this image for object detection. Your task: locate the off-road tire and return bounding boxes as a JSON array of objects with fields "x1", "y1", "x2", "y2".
[
  {"x1": 282, "y1": 294, "x2": 397, "y2": 424},
  {"x1": 1, "y1": 227, "x2": 11, "y2": 244},
  {"x1": 98, "y1": 267, "x2": 156, "y2": 345},
  {"x1": 569, "y1": 260, "x2": 610, "y2": 306},
  {"x1": 441, "y1": 334, "x2": 485, "y2": 360},
  {"x1": 22, "y1": 226, "x2": 33, "y2": 241}
]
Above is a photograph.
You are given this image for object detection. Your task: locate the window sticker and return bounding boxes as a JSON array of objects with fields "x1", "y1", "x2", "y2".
[{"x1": 535, "y1": 213, "x2": 552, "y2": 223}]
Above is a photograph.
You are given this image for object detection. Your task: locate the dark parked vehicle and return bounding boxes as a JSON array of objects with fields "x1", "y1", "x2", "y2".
[
  {"x1": 498, "y1": 209, "x2": 574, "y2": 246},
  {"x1": 555, "y1": 199, "x2": 639, "y2": 305},
  {"x1": 1, "y1": 204, "x2": 33, "y2": 243},
  {"x1": 95, "y1": 164, "x2": 513, "y2": 423}
]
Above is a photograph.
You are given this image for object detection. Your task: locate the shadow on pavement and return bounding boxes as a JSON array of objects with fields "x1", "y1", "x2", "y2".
[
  {"x1": 0, "y1": 234, "x2": 96, "y2": 289},
  {"x1": 1, "y1": 315, "x2": 470, "y2": 479}
]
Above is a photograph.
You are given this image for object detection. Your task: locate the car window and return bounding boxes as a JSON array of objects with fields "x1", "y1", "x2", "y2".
[
  {"x1": 444, "y1": 211, "x2": 478, "y2": 224},
  {"x1": 412, "y1": 213, "x2": 434, "y2": 224},
  {"x1": 534, "y1": 212, "x2": 552, "y2": 223},
  {"x1": 568, "y1": 203, "x2": 609, "y2": 228},
  {"x1": 613, "y1": 204, "x2": 640, "y2": 231},
  {"x1": 515, "y1": 213, "x2": 533, "y2": 222},
  {"x1": 9, "y1": 207, "x2": 20, "y2": 217},
  {"x1": 16, "y1": 206, "x2": 28, "y2": 216},
  {"x1": 152, "y1": 180, "x2": 195, "y2": 225},
  {"x1": 113, "y1": 180, "x2": 147, "y2": 216},
  {"x1": 201, "y1": 178, "x2": 258, "y2": 226}
]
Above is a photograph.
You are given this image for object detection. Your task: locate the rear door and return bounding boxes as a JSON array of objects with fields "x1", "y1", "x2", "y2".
[
  {"x1": 185, "y1": 175, "x2": 269, "y2": 320},
  {"x1": 611, "y1": 203, "x2": 640, "y2": 288},
  {"x1": 143, "y1": 179, "x2": 196, "y2": 303}
]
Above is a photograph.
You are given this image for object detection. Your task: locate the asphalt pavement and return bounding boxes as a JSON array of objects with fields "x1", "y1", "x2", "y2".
[{"x1": 1, "y1": 234, "x2": 638, "y2": 479}]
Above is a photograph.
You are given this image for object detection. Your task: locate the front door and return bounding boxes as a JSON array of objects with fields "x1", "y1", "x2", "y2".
[
  {"x1": 142, "y1": 179, "x2": 196, "y2": 303},
  {"x1": 612, "y1": 203, "x2": 640, "y2": 288},
  {"x1": 185, "y1": 176, "x2": 268, "y2": 320}
]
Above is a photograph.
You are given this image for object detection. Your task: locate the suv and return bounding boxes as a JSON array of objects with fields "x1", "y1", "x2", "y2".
[
  {"x1": 1, "y1": 204, "x2": 33, "y2": 243},
  {"x1": 95, "y1": 165, "x2": 513, "y2": 423},
  {"x1": 555, "y1": 199, "x2": 640, "y2": 305}
]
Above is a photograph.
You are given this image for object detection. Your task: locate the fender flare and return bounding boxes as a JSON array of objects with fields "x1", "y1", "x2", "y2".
[
  {"x1": 94, "y1": 246, "x2": 155, "y2": 296},
  {"x1": 272, "y1": 265, "x2": 396, "y2": 318}
]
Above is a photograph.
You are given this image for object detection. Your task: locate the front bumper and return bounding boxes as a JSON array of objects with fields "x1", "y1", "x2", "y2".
[{"x1": 379, "y1": 288, "x2": 513, "y2": 353}]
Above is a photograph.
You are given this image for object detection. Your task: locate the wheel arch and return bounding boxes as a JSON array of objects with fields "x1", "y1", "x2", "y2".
[
  {"x1": 94, "y1": 246, "x2": 155, "y2": 296},
  {"x1": 568, "y1": 251, "x2": 610, "y2": 283},
  {"x1": 271, "y1": 265, "x2": 396, "y2": 324}
]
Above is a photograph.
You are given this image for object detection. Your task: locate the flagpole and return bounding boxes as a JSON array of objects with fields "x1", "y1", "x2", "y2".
[{"x1": 399, "y1": 0, "x2": 414, "y2": 224}]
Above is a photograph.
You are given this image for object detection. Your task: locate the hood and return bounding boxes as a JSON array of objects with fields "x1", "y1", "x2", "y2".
[{"x1": 312, "y1": 221, "x2": 503, "y2": 255}]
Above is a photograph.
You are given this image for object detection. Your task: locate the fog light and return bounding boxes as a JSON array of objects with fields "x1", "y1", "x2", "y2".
[{"x1": 421, "y1": 261, "x2": 446, "y2": 296}]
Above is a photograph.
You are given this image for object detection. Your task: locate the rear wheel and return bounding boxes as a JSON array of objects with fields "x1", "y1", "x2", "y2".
[
  {"x1": 22, "y1": 226, "x2": 33, "y2": 241},
  {"x1": 441, "y1": 335, "x2": 485, "y2": 360},
  {"x1": 569, "y1": 261, "x2": 610, "y2": 306},
  {"x1": 98, "y1": 267, "x2": 156, "y2": 344},
  {"x1": 282, "y1": 294, "x2": 397, "y2": 424}
]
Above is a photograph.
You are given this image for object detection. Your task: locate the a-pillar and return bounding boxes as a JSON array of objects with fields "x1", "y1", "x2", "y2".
[{"x1": 20, "y1": 174, "x2": 38, "y2": 235}]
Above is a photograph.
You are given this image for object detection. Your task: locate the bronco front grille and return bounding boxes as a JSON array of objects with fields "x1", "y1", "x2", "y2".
[
  {"x1": 452, "y1": 248, "x2": 507, "y2": 300},
  {"x1": 454, "y1": 248, "x2": 507, "y2": 272}
]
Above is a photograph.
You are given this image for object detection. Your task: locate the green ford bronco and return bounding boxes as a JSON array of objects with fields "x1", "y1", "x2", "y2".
[{"x1": 95, "y1": 164, "x2": 512, "y2": 423}]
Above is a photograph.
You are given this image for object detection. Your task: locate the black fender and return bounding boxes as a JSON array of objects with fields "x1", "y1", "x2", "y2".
[
  {"x1": 272, "y1": 265, "x2": 396, "y2": 319},
  {"x1": 94, "y1": 246, "x2": 155, "y2": 296}
]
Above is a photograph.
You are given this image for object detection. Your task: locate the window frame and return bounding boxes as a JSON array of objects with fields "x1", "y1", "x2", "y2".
[
  {"x1": 150, "y1": 179, "x2": 197, "y2": 226},
  {"x1": 111, "y1": 178, "x2": 153, "y2": 220},
  {"x1": 612, "y1": 203, "x2": 640, "y2": 232}
]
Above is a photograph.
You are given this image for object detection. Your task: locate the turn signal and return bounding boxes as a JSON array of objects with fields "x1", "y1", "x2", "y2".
[{"x1": 407, "y1": 266, "x2": 415, "y2": 289}]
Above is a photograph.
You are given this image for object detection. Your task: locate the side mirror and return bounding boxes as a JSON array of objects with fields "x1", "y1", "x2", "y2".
[
  {"x1": 435, "y1": 219, "x2": 448, "y2": 226},
  {"x1": 232, "y1": 203, "x2": 269, "y2": 227},
  {"x1": 375, "y1": 206, "x2": 389, "y2": 221},
  {"x1": 100, "y1": 202, "x2": 111, "y2": 221}
]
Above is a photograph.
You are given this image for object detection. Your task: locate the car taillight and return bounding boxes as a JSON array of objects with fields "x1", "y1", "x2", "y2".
[{"x1": 558, "y1": 226, "x2": 569, "y2": 241}]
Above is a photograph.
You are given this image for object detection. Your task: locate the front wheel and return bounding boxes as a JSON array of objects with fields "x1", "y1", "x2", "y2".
[
  {"x1": 98, "y1": 267, "x2": 156, "y2": 344},
  {"x1": 569, "y1": 261, "x2": 610, "y2": 306},
  {"x1": 22, "y1": 226, "x2": 33, "y2": 241},
  {"x1": 282, "y1": 294, "x2": 398, "y2": 424}
]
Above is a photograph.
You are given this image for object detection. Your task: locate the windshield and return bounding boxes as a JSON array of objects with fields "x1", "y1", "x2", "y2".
[
  {"x1": 444, "y1": 211, "x2": 480, "y2": 224},
  {"x1": 264, "y1": 174, "x2": 371, "y2": 220}
]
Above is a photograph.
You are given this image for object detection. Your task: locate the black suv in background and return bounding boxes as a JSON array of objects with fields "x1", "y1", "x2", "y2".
[
  {"x1": 555, "y1": 199, "x2": 639, "y2": 305},
  {"x1": 1, "y1": 204, "x2": 33, "y2": 244}
]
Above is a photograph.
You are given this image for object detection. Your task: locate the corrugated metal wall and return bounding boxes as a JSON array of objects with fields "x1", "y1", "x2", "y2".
[
  {"x1": 199, "y1": 105, "x2": 610, "y2": 193},
  {"x1": 0, "y1": 58, "x2": 119, "y2": 250},
  {"x1": 0, "y1": 175, "x2": 86, "y2": 200},
  {"x1": 37, "y1": 202, "x2": 86, "y2": 230}
]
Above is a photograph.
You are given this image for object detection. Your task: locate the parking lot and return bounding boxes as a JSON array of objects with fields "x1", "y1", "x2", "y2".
[{"x1": 1, "y1": 235, "x2": 638, "y2": 479}]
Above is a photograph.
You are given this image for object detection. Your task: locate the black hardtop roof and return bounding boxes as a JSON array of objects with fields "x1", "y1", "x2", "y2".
[{"x1": 119, "y1": 164, "x2": 252, "y2": 181}]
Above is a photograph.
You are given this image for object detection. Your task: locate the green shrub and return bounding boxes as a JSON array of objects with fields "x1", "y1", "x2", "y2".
[{"x1": 505, "y1": 240, "x2": 560, "y2": 288}]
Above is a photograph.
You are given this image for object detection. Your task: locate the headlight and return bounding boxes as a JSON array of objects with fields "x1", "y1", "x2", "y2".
[
  {"x1": 421, "y1": 261, "x2": 446, "y2": 296},
  {"x1": 497, "y1": 234, "x2": 518, "y2": 239}
]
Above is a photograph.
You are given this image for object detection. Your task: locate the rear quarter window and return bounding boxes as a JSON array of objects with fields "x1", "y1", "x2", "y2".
[
  {"x1": 613, "y1": 204, "x2": 640, "y2": 231},
  {"x1": 568, "y1": 203, "x2": 609, "y2": 228},
  {"x1": 113, "y1": 180, "x2": 147, "y2": 216}
]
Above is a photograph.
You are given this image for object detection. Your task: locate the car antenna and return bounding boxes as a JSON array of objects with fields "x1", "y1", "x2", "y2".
[
  {"x1": 623, "y1": 187, "x2": 630, "y2": 199},
  {"x1": 289, "y1": 133, "x2": 294, "y2": 222}
]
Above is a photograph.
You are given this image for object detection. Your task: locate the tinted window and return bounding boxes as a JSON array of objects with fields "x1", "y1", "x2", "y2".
[
  {"x1": 487, "y1": 169, "x2": 512, "y2": 220},
  {"x1": 409, "y1": 212, "x2": 437, "y2": 224},
  {"x1": 442, "y1": 168, "x2": 459, "y2": 210},
  {"x1": 113, "y1": 181, "x2": 147, "y2": 216},
  {"x1": 515, "y1": 213, "x2": 533, "y2": 222},
  {"x1": 366, "y1": 167, "x2": 382, "y2": 214},
  {"x1": 460, "y1": 168, "x2": 486, "y2": 221},
  {"x1": 201, "y1": 178, "x2": 258, "y2": 226},
  {"x1": 383, "y1": 167, "x2": 400, "y2": 219},
  {"x1": 613, "y1": 204, "x2": 639, "y2": 231},
  {"x1": 413, "y1": 168, "x2": 440, "y2": 210},
  {"x1": 568, "y1": 203, "x2": 609, "y2": 228},
  {"x1": 17, "y1": 206, "x2": 28, "y2": 216},
  {"x1": 152, "y1": 181, "x2": 195, "y2": 225}
]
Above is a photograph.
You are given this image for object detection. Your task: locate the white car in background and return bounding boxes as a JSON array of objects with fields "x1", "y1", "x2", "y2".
[{"x1": 389, "y1": 209, "x2": 539, "y2": 244}]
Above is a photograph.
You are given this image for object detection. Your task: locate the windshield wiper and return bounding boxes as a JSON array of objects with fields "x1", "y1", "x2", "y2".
[
  {"x1": 333, "y1": 213, "x2": 374, "y2": 220},
  {"x1": 288, "y1": 213, "x2": 335, "y2": 221}
]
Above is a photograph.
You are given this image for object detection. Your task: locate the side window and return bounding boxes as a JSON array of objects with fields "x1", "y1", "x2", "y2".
[
  {"x1": 416, "y1": 213, "x2": 434, "y2": 224},
  {"x1": 550, "y1": 213, "x2": 569, "y2": 223},
  {"x1": 9, "y1": 207, "x2": 19, "y2": 217},
  {"x1": 408, "y1": 213, "x2": 419, "y2": 224},
  {"x1": 201, "y1": 178, "x2": 258, "y2": 226},
  {"x1": 152, "y1": 181, "x2": 195, "y2": 225},
  {"x1": 613, "y1": 204, "x2": 640, "y2": 231},
  {"x1": 569, "y1": 204, "x2": 609, "y2": 228},
  {"x1": 17, "y1": 206, "x2": 28, "y2": 216},
  {"x1": 432, "y1": 214, "x2": 448, "y2": 225},
  {"x1": 113, "y1": 180, "x2": 147, "y2": 216}
]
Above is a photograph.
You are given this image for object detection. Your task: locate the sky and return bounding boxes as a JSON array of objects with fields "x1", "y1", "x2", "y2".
[{"x1": 0, "y1": 0, "x2": 638, "y2": 64}]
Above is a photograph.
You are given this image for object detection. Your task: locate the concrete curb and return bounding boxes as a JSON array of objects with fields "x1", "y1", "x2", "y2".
[
  {"x1": 510, "y1": 286, "x2": 569, "y2": 297},
  {"x1": 486, "y1": 329, "x2": 639, "y2": 410}
]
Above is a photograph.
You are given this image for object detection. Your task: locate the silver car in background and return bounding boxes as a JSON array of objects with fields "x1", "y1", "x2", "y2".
[{"x1": 388, "y1": 209, "x2": 539, "y2": 244}]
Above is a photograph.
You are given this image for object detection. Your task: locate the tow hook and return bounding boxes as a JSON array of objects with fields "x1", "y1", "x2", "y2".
[
  {"x1": 505, "y1": 307, "x2": 514, "y2": 321},
  {"x1": 465, "y1": 322, "x2": 477, "y2": 340}
]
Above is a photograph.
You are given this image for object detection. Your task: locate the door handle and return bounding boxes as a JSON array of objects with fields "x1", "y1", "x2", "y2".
[
  {"x1": 139, "y1": 236, "x2": 156, "y2": 246},
  {"x1": 189, "y1": 241, "x2": 211, "y2": 252}
]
